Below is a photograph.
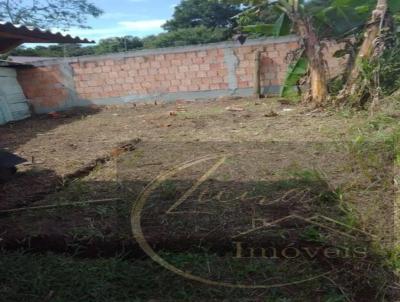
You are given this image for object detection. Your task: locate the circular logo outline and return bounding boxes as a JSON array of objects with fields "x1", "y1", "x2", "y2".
[{"x1": 130, "y1": 154, "x2": 333, "y2": 289}]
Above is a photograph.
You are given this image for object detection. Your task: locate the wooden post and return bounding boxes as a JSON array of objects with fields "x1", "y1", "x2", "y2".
[{"x1": 253, "y1": 50, "x2": 261, "y2": 98}]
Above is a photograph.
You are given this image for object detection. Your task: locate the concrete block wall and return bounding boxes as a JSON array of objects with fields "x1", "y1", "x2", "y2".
[{"x1": 16, "y1": 36, "x2": 346, "y2": 113}]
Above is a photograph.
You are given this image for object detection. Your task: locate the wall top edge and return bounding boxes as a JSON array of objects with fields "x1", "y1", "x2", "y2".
[{"x1": 29, "y1": 35, "x2": 300, "y2": 67}]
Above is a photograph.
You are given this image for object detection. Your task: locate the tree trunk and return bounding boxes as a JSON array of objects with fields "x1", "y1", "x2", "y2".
[
  {"x1": 295, "y1": 18, "x2": 328, "y2": 105},
  {"x1": 309, "y1": 59, "x2": 328, "y2": 105},
  {"x1": 338, "y1": 0, "x2": 388, "y2": 105}
]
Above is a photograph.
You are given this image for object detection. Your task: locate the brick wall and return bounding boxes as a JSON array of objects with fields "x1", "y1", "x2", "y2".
[
  {"x1": 17, "y1": 66, "x2": 69, "y2": 109},
  {"x1": 71, "y1": 48, "x2": 228, "y2": 100},
  {"x1": 234, "y1": 41, "x2": 300, "y2": 90},
  {"x1": 16, "y1": 36, "x2": 346, "y2": 113}
]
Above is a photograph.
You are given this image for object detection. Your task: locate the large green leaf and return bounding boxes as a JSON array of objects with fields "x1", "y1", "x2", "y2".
[
  {"x1": 280, "y1": 55, "x2": 309, "y2": 98},
  {"x1": 273, "y1": 13, "x2": 291, "y2": 36},
  {"x1": 242, "y1": 24, "x2": 276, "y2": 35},
  {"x1": 313, "y1": 0, "x2": 375, "y2": 38},
  {"x1": 242, "y1": 13, "x2": 291, "y2": 37},
  {"x1": 389, "y1": 0, "x2": 400, "y2": 13}
]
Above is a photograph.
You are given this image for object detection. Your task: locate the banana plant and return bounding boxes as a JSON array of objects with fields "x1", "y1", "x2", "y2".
[
  {"x1": 232, "y1": 0, "x2": 328, "y2": 103},
  {"x1": 280, "y1": 54, "x2": 308, "y2": 98},
  {"x1": 226, "y1": 0, "x2": 398, "y2": 104},
  {"x1": 241, "y1": 12, "x2": 291, "y2": 37},
  {"x1": 336, "y1": 0, "x2": 400, "y2": 105}
]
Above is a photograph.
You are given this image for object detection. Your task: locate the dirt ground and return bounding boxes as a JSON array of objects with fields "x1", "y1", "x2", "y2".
[
  {"x1": 1, "y1": 96, "x2": 380, "y2": 255},
  {"x1": 1, "y1": 97, "x2": 398, "y2": 301},
  {"x1": 0, "y1": 97, "x2": 361, "y2": 210}
]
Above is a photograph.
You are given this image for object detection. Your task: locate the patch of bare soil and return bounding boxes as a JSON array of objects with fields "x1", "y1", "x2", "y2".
[
  {"x1": 1, "y1": 98, "x2": 398, "y2": 301},
  {"x1": 0, "y1": 98, "x2": 361, "y2": 209},
  {"x1": 0, "y1": 98, "x2": 372, "y2": 249}
]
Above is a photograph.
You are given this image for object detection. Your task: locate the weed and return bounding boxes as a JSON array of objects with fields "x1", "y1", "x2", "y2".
[
  {"x1": 328, "y1": 76, "x2": 345, "y2": 96},
  {"x1": 160, "y1": 180, "x2": 178, "y2": 200},
  {"x1": 68, "y1": 223, "x2": 106, "y2": 242},
  {"x1": 300, "y1": 226, "x2": 327, "y2": 243}
]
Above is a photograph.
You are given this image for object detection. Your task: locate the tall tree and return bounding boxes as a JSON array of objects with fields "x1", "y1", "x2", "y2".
[
  {"x1": 0, "y1": 0, "x2": 103, "y2": 29},
  {"x1": 163, "y1": 0, "x2": 242, "y2": 31}
]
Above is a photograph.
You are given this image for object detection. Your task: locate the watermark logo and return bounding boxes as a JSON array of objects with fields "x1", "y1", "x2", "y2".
[{"x1": 122, "y1": 142, "x2": 393, "y2": 289}]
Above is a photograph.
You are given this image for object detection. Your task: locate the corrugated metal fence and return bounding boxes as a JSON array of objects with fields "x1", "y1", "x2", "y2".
[{"x1": 0, "y1": 67, "x2": 30, "y2": 125}]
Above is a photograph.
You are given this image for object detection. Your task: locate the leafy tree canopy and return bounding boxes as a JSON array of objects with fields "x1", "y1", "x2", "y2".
[
  {"x1": 95, "y1": 36, "x2": 144, "y2": 55},
  {"x1": 228, "y1": 0, "x2": 399, "y2": 39},
  {"x1": 163, "y1": 0, "x2": 242, "y2": 31},
  {"x1": 0, "y1": 0, "x2": 103, "y2": 29},
  {"x1": 143, "y1": 26, "x2": 230, "y2": 48},
  {"x1": 9, "y1": 44, "x2": 96, "y2": 57}
]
